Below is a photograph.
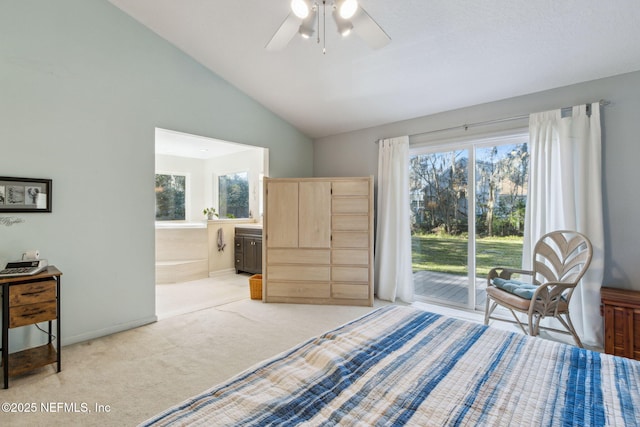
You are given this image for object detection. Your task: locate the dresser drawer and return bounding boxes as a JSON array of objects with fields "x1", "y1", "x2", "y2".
[
  {"x1": 332, "y1": 215, "x2": 369, "y2": 231},
  {"x1": 332, "y1": 249, "x2": 369, "y2": 265},
  {"x1": 332, "y1": 232, "x2": 369, "y2": 248},
  {"x1": 9, "y1": 280, "x2": 57, "y2": 306},
  {"x1": 267, "y1": 281, "x2": 330, "y2": 299},
  {"x1": 332, "y1": 180, "x2": 369, "y2": 196},
  {"x1": 332, "y1": 284, "x2": 369, "y2": 300},
  {"x1": 9, "y1": 301, "x2": 57, "y2": 328},
  {"x1": 332, "y1": 198, "x2": 369, "y2": 214},
  {"x1": 267, "y1": 265, "x2": 330, "y2": 282},
  {"x1": 268, "y1": 249, "x2": 331, "y2": 265},
  {"x1": 333, "y1": 266, "x2": 369, "y2": 282}
]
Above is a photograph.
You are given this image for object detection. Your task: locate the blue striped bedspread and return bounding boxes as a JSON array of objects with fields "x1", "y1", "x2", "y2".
[{"x1": 141, "y1": 305, "x2": 640, "y2": 426}]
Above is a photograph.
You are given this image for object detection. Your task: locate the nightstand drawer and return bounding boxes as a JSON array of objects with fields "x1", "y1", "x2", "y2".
[
  {"x1": 9, "y1": 280, "x2": 56, "y2": 306},
  {"x1": 9, "y1": 301, "x2": 57, "y2": 328}
]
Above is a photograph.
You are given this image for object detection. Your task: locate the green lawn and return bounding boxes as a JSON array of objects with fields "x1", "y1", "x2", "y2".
[{"x1": 412, "y1": 234, "x2": 523, "y2": 277}]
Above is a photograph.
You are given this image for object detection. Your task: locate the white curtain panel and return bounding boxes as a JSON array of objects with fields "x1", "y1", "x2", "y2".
[
  {"x1": 375, "y1": 136, "x2": 414, "y2": 303},
  {"x1": 524, "y1": 103, "x2": 604, "y2": 346}
]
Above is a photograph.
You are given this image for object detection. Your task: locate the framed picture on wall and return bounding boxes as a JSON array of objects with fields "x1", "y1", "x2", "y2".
[{"x1": 0, "y1": 176, "x2": 52, "y2": 213}]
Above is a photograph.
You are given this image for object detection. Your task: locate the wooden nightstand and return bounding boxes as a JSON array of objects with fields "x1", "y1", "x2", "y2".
[
  {"x1": 1, "y1": 266, "x2": 62, "y2": 388},
  {"x1": 601, "y1": 286, "x2": 640, "y2": 360}
]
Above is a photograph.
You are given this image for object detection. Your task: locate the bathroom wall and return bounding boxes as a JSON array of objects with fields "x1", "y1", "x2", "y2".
[{"x1": 155, "y1": 146, "x2": 265, "y2": 223}]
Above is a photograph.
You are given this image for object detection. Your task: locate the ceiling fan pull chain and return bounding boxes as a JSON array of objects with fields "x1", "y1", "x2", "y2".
[
  {"x1": 316, "y1": 2, "x2": 320, "y2": 45},
  {"x1": 323, "y1": 1, "x2": 327, "y2": 54}
]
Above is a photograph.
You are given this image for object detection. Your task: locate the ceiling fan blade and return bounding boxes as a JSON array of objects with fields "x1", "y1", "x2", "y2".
[
  {"x1": 351, "y1": 6, "x2": 391, "y2": 50},
  {"x1": 266, "y1": 13, "x2": 302, "y2": 51}
]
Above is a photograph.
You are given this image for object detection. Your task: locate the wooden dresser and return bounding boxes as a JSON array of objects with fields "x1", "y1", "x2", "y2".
[
  {"x1": 1, "y1": 266, "x2": 62, "y2": 388},
  {"x1": 601, "y1": 286, "x2": 640, "y2": 360},
  {"x1": 263, "y1": 177, "x2": 373, "y2": 306}
]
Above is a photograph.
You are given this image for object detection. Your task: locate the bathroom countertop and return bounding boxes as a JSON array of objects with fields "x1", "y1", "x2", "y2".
[{"x1": 234, "y1": 223, "x2": 262, "y2": 229}]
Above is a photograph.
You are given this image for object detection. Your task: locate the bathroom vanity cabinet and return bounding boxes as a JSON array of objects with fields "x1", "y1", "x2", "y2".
[{"x1": 234, "y1": 227, "x2": 262, "y2": 275}]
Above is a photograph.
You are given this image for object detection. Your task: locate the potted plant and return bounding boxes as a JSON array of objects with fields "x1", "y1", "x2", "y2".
[{"x1": 203, "y1": 207, "x2": 218, "y2": 220}]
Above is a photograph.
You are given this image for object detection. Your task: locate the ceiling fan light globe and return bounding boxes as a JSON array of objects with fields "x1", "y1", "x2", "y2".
[
  {"x1": 338, "y1": 0, "x2": 358, "y2": 19},
  {"x1": 332, "y1": 9, "x2": 353, "y2": 36},
  {"x1": 291, "y1": 0, "x2": 310, "y2": 19},
  {"x1": 298, "y1": 9, "x2": 317, "y2": 39},
  {"x1": 337, "y1": 20, "x2": 353, "y2": 36},
  {"x1": 299, "y1": 25, "x2": 314, "y2": 38}
]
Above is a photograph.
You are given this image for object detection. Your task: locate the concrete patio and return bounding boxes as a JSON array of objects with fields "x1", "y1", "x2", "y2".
[{"x1": 413, "y1": 270, "x2": 487, "y2": 309}]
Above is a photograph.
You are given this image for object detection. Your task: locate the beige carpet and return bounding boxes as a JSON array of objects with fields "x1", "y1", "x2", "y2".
[{"x1": 1, "y1": 273, "x2": 391, "y2": 426}]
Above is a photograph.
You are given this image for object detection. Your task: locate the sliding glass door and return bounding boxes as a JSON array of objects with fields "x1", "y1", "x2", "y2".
[{"x1": 410, "y1": 133, "x2": 529, "y2": 310}]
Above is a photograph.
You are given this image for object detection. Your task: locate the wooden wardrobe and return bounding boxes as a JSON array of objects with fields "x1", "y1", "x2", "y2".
[{"x1": 263, "y1": 176, "x2": 373, "y2": 306}]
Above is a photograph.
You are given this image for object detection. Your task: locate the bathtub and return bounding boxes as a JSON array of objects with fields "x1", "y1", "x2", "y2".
[{"x1": 155, "y1": 223, "x2": 208, "y2": 283}]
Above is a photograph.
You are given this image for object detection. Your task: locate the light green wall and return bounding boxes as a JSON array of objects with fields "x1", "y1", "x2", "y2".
[{"x1": 0, "y1": 0, "x2": 312, "y2": 350}]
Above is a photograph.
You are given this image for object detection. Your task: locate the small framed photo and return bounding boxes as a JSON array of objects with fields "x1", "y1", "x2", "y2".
[{"x1": 0, "y1": 176, "x2": 52, "y2": 213}]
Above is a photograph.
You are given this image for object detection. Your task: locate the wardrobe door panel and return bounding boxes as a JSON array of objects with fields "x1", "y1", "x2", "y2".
[
  {"x1": 266, "y1": 181, "x2": 299, "y2": 248},
  {"x1": 299, "y1": 181, "x2": 332, "y2": 248}
]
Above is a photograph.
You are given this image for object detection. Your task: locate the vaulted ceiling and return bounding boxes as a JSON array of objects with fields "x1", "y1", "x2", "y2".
[{"x1": 108, "y1": 0, "x2": 640, "y2": 139}]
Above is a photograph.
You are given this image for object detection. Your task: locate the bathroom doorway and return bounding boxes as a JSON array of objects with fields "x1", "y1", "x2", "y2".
[{"x1": 154, "y1": 128, "x2": 268, "y2": 318}]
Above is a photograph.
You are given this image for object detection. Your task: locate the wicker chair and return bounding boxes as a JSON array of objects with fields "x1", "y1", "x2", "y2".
[{"x1": 484, "y1": 230, "x2": 593, "y2": 347}]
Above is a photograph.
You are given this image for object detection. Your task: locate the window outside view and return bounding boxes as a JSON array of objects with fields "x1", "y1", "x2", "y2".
[
  {"x1": 155, "y1": 173, "x2": 186, "y2": 221},
  {"x1": 410, "y1": 139, "x2": 529, "y2": 308},
  {"x1": 218, "y1": 172, "x2": 249, "y2": 218}
]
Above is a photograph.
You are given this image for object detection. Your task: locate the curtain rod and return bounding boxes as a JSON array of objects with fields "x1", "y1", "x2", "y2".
[{"x1": 375, "y1": 99, "x2": 610, "y2": 143}]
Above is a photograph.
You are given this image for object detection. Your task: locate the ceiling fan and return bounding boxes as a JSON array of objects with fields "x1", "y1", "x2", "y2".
[{"x1": 266, "y1": 0, "x2": 391, "y2": 53}]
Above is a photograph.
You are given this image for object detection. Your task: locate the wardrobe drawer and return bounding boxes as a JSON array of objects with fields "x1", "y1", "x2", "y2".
[
  {"x1": 9, "y1": 280, "x2": 56, "y2": 307},
  {"x1": 332, "y1": 198, "x2": 369, "y2": 214},
  {"x1": 332, "y1": 266, "x2": 369, "y2": 282},
  {"x1": 267, "y1": 282, "x2": 330, "y2": 299},
  {"x1": 332, "y1": 284, "x2": 370, "y2": 300},
  {"x1": 332, "y1": 215, "x2": 369, "y2": 231},
  {"x1": 332, "y1": 180, "x2": 369, "y2": 196},
  {"x1": 332, "y1": 249, "x2": 369, "y2": 265},
  {"x1": 268, "y1": 249, "x2": 331, "y2": 265},
  {"x1": 332, "y1": 232, "x2": 369, "y2": 248},
  {"x1": 10, "y1": 301, "x2": 57, "y2": 328},
  {"x1": 267, "y1": 265, "x2": 331, "y2": 282}
]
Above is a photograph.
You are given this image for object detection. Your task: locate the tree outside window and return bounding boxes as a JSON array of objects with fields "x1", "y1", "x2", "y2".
[
  {"x1": 155, "y1": 173, "x2": 186, "y2": 220},
  {"x1": 219, "y1": 172, "x2": 249, "y2": 218}
]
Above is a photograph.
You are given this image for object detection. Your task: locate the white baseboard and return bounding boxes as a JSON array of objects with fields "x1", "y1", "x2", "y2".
[{"x1": 61, "y1": 315, "x2": 158, "y2": 347}]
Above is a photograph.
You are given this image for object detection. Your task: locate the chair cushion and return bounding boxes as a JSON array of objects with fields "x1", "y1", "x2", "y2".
[
  {"x1": 491, "y1": 277, "x2": 537, "y2": 300},
  {"x1": 486, "y1": 287, "x2": 532, "y2": 311}
]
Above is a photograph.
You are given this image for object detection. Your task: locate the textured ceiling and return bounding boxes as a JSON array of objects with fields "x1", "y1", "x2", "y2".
[
  {"x1": 155, "y1": 128, "x2": 255, "y2": 159},
  {"x1": 108, "y1": 0, "x2": 640, "y2": 139}
]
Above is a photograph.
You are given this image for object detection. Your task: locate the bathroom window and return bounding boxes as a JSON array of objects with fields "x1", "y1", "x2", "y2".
[
  {"x1": 219, "y1": 171, "x2": 249, "y2": 218},
  {"x1": 155, "y1": 173, "x2": 186, "y2": 220}
]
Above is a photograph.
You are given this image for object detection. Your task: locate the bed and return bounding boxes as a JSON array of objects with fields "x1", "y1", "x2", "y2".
[{"x1": 141, "y1": 305, "x2": 640, "y2": 426}]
